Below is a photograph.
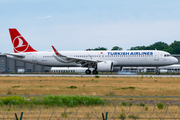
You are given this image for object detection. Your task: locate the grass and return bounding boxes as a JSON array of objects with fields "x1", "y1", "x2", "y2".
[
  {"x1": 105, "y1": 91, "x2": 116, "y2": 96},
  {"x1": 0, "y1": 76, "x2": 180, "y2": 97},
  {"x1": 145, "y1": 106, "x2": 148, "y2": 111},
  {"x1": 0, "y1": 104, "x2": 178, "y2": 119},
  {"x1": 0, "y1": 97, "x2": 178, "y2": 119},
  {"x1": 121, "y1": 86, "x2": 135, "y2": 90},
  {"x1": 0, "y1": 96, "x2": 24, "y2": 105},
  {"x1": 0, "y1": 76, "x2": 179, "y2": 119},
  {"x1": 118, "y1": 113, "x2": 126, "y2": 119},
  {"x1": 0, "y1": 95, "x2": 103, "y2": 106},
  {"x1": 67, "y1": 86, "x2": 78, "y2": 89},
  {"x1": 42, "y1": 95, "x2": 103, "y2": 106},
  {"x1": 7, "y1": 91, "x2": 12, "y2": 95},
  {"x1": 121, "y1": 102, "x2": 132, "y2": 106},
  {"x1": 94, "y1": 75, "x2": 100, "y2": 78},
  {"x1": 138, "y1": 103, "x2": 145, "y2": 106},
  {"x1": 12, "y1": 86, "x2": 20, "y2": 88},
  {"x1": 157, "y1": 102, "x2": 164, "y2": 109},
  {"x1": 128, "y1": 115, "x2": 140, "y2": 119}
]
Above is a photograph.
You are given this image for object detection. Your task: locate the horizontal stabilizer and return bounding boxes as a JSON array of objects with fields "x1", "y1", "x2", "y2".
[{"x1": 4, "y1": 53, "x2": 25, "y2": 58}]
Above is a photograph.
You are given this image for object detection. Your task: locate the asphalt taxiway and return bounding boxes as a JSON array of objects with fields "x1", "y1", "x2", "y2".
[{"x1": 0, "y1": 74, "x2": 180, "y2": 77}]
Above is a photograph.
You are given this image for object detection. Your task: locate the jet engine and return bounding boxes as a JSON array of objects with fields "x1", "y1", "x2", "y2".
[{"x1": 97, "y1": 61, "x2": 113, "y2": 72}]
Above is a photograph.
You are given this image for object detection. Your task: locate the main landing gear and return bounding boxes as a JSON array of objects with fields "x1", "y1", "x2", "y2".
[
  {"x1": 85, "y1": 69, "x2": 98, "y2": 74},
  {"x1": 85, "y1": 69, "x2": 91, "y2": 74},
  {"x1": 92, "y1": 69, "x2": 98, "y2": 74}
]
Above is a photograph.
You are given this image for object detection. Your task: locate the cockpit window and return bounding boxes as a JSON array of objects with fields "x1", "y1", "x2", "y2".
[{"x1": 164, "y1": 54, "x2": 172, "y2": 57}]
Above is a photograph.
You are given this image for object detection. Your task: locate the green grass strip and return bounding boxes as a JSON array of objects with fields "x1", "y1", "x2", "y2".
[{"x1": 0, "y1": 95, "x2": 104, "y2": 106}]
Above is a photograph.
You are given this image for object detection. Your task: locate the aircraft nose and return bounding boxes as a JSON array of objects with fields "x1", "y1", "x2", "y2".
[{"x1": 173, "y1": 57, "x2": 178, "y2": 64}]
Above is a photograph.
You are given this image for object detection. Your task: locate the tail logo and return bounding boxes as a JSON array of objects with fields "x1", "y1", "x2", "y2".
[{"x1": 13, "y1": 36, "x2": 29, "y2": 53}]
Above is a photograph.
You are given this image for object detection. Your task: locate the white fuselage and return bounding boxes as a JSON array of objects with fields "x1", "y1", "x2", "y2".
[{"x1": 7, "y1": 50, "x2": 178, "y2": 68}]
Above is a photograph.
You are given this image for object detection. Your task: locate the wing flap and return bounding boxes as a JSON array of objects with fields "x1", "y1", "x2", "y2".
[{"x1": 66, "y1": 56, "x2": 99, "y2": 63}]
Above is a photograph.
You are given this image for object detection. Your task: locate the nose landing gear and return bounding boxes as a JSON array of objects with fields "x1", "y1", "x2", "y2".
[
  {"x1": 156, "y1": 70, "x2": 160, "y2": 75},
  {"x1": 156, "y1": 67, "x2": 160, "y2": 75}
]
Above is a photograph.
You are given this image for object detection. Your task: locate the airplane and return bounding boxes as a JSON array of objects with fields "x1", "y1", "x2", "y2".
[{"x1": 5, "y1": 28, "x2": 178, "y2": 75}]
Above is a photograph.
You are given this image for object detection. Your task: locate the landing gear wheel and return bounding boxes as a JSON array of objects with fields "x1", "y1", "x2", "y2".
[
  {"x1": 92, "y1": 70, "x2": 98, "y2": 74},
  {"x1": 155, "y1": 67, "x2": 160, "y2": 75},
  {"x1": 85, "y1": 70, "x2": 91, "y2": 74},
  {"x1": 156, "y1": 71, "x2": 160, "y2": 75}
]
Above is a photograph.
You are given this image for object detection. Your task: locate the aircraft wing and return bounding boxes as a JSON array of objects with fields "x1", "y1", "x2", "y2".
[{"x1": 52, "y1": 46, "x2": 101, "y2": 66}]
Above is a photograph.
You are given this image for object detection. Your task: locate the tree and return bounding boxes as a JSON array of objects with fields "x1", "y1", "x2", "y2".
[
  {"x1": 130, "y1": 41, "x2": 169, "y2": 50},
  {"x1": 94, "y1": 47, "x2": 107, "y2": 51},
  {"x1": 130, "y1": 46, "x2": 146, "y2": 50},
  {"x1": 170, "y1": 41, "x2": 180, "y2": 54},
  {"x1": 163, "y1": 47, "x2": 174, "y2": 54},
  {"x1": 86, "y1": 47, "x2": 108, "y2": 51},
  {"x1": 111, "y1": 46, "x2": 123, "y2": 50},
  {"x1": 149, "y1": 42, "x2": 169, "y2": 50}
]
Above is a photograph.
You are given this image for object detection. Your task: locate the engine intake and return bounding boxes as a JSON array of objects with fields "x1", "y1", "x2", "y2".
[{"x1": 97, "y1": 61, "x2": 113, "y2": 72}]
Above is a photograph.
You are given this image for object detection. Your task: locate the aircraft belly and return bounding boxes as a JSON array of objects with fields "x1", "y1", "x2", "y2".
[
  {"x1": 115, "y1": 57, "x2": 170, "y2": 67},
  {"x1": 117, "y1": 58, "x2": 150, "y2": 66}
]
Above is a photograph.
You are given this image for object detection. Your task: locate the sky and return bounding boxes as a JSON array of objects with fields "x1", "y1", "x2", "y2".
[{"x1": 1, "y1": 0, "x2": 180, "y2": 53}]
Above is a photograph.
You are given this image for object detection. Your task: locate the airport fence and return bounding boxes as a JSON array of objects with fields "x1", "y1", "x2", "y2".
[{"x1": 0, "y1": 100, "x2": 180, "y2": 119}]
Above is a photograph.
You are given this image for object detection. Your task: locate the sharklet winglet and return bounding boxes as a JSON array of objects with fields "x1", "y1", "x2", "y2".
[{"x1": 51, "y1": 46, "x2": 66, "y2": 57}]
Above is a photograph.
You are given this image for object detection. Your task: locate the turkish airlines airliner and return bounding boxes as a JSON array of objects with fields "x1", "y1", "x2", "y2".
[{"x1": 5, "y1": 28, "x2": 178, "y2": 75}]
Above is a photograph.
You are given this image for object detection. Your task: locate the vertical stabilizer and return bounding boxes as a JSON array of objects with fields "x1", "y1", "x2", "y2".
[{"x1": 9, "y1": 28, "x2": 37, "y2": 53}]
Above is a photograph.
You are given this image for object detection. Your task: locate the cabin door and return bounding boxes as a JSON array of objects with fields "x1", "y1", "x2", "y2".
[
  {"x1": 154, "y1": 52, "x2": 159, "y2": 61},
  {"x1": 32, "y1": 53, "x2": 37, "y2": 63}
]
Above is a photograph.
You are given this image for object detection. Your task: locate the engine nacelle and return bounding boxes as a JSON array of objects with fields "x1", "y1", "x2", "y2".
[{"x1": 97, "y1": 61, "x2": 113, "y2": 72}]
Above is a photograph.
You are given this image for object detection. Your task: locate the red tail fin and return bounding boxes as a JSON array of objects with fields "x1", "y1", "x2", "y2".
[{"x1": 9, "y1": 28, "x2": 37, "y2": 53}]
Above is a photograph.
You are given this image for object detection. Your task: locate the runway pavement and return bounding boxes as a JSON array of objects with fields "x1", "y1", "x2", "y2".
[{"x1": 0, "y1": 74, "x2": 180, "y2": 77}]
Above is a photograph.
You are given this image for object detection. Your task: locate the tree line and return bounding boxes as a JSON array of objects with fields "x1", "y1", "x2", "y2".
[
  {"x1": 87, "y1": 41, "x2": 180, "y2": 54},
  {"x1": 87, "y1": 46, "x2": 122, "y2": 51}
]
